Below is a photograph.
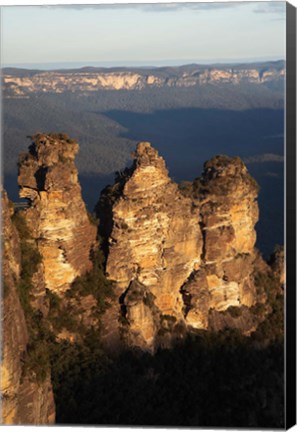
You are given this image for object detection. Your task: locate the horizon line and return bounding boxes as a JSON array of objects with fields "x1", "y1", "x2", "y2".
[{"x1": 2, "y1": 58, "x2": 285, "y2": 71}]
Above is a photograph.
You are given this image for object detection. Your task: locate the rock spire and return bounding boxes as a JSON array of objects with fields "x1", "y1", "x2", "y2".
[
  {"x1": 97, "y1": 143, "x2": 265, "y2": 350},
  {"x1": 18, "y1": 133, "x2": 97, "y2": 295}
]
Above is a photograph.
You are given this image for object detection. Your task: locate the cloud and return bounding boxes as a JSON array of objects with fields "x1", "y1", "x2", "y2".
[
  {"x1": 253, "y1": 1, "x2": 286, "y2": 15},
  {"x1": 244, "y1": 153, "x2": 284, "y2": 164},
  {"x1": 38, "y1": 2, "x2": 247, "y2": 13},
  {"x1": 140, "y1": 2, "x2": 244, "y2": 12},
  {"x1": 34, "y1": 1, "x2": 286, "y2": 16}
]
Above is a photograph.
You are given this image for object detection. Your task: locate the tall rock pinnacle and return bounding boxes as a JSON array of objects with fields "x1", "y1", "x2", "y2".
[
  {"x1": 18, "y1": 133, "x2": 97, "y2": 295},
  {"x1": 97, "y1": 142, "x2": 202, "y2": 349},
  {"x1": 183, "y1": 155, "x2": 260, "y2": 329}
]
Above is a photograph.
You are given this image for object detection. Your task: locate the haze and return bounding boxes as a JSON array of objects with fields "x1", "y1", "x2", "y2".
[{"x1": 1, "y1": 1, "x2": 285, "y2": 68}]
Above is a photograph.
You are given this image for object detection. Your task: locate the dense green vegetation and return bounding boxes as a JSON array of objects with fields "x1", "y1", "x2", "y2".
[
  {"x1": 3, "y1": 85, "x2": 284, "y2": 257},
  {"x1": 50, "y1": 326, "x2": 284, "y2": 428},
  {"x1": 11, "y1": 207, "x2": 284, "y2": 426},
  {"x1": 253, "y1": 294, "x2": 284, "y2": 345},
  {"x1": 255, "y1": 270, "x2": 280, "y2": 302},
  {"x1": 11, "y1": 211, "x2": 114, "y2": 383},
  {"x1": 12, "y1": 211, "x2": 51, "y2": 382},
  {"x1": 5, "y1": 66, "x2": 285, "y2": 424},
  {"x1": 3, "y1": 84, "x2": 284, "y2": 176},
  {"x1": 49, "y1": 261, "x2": 284, "y2": 428},
  {"x1": 12, "y1": 211, "x2": 42, "y2": 319},
  {"x1": 66, "y1": 249, "x2": 114, "y2": 312}
]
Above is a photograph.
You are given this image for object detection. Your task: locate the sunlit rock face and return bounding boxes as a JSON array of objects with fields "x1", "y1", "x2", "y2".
[
  {"x1": 18, "y1": 134, "x2": 97, "y2": 295},
  {"x1": 97, "y1": 142, "x2": 203, "y2": 350},
  {"x1": 98, "y1": 144, "x2": 264, "y2": 351},
  {"x1": 3, "y1": 65, "x2": 284, "y2": 97},
  {"x1": 198, "y1": 156, "x2": 259, "y2": 261},
  {"x1": 183, "y1": 156, "x2": 260, "y2": 329},
  {"x1": 1, "y1": 190, "x2": 55, "y2": 425}
]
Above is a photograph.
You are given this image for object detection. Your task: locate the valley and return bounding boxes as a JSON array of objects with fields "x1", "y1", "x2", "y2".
[
  {"x1": 1, "y1": 133, "x2": 285, "y2": 426},
  {"x1": 0, "y1": 0, "x2": 288, "y2": 424},
  {"x1": 3, "y1": 62, "x2": 285, "y2": 256}
]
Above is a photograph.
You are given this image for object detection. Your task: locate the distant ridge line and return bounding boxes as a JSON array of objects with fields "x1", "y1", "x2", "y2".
[{"x1": 2, "y1": 59, "x2": 285, "y2": 75}]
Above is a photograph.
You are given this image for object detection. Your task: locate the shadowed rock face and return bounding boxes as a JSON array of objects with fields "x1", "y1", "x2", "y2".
[
  {"x1": 1, "y1": 190, "x2": 55, "y2": 425},
  {"x1": 1, "y1": 189, "x2": 27, "y2": 424},
  {"x1": 97, "y1": 143, "x2": 266, "y2": 351},
  {"x1": 18, "y1": 134, "x2": 97, "y2": 295},
  {"x1": 268, "y1": 246, "x2": 285, "y2": 290},
  {"x1": 2, "y1": 135, "x2": 104, "y2": 424}
]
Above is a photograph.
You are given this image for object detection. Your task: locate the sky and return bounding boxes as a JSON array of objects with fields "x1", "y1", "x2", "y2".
[{"x1": 1, "y1": 1, "x2": 286, "y2": 68}]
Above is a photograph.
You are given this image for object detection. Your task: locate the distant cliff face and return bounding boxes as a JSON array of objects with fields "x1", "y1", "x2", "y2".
[
  {"x1": 97, "y1": 143, "x2": 269, "y2": 350},
  {"x1": 18, "y1": 133, "x2": 97, "y2": 295},
  {"x1": 1, "y1": 190, "x2": 55, "y2": 425},
  {"x1": 3, "y1": 63, "x2": 285, "y2": 96}
]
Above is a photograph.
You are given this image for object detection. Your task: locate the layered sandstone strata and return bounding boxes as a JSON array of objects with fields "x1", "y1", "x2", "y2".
[
  {"x1": 98, "y1": 143, "x2": 264, "y2": 350},
  {"x1": 3, "y1": 65, "x2": 285, "y2": 96},
  {"x1": 183, "y1": 156, "x2": 260, "y2": 329},
  {"x1": 98, "y1": 142, "x2": 202, "y2": 349},
  {"x1": 18, "y1": 133, "x2": 97, "y2": 295}
]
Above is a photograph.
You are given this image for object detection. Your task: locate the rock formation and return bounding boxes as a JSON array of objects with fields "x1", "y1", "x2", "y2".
[
  {"x1": 1, "y1": 134, "x2": 284, "y2": 423},
  {"x1": 1, "y1": 190, "x2": 55, "y2": 425},
  {"x1": 97, "y1": 143, "x2": 202, "y2": 349},
  {"x1": 18, "y1": 133, "x2": 97, "y2": 295},
  {"x1": 1, "y1": 133, "x2": 103, "y2": 424},
  {"x1": 183, "y1": 156, "x2": 260, "y2": 329},
  {"x1": 97, "y1": 143, "x2": 267, "y2": 350}
]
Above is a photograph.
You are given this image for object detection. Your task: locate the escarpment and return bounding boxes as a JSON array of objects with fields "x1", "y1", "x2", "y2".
[
  {"x1": 3, "y1": 63, "x2": 285, "y2": 96},
  {"x1": 97, "y1": 142, "x2": 273, "y2": 351},
  {"x1": 1, "y1": 190, "x2": 55, "y2": 425},
  {"x1": 18, "y1": 133, "x2": 97, "y2": 295}
]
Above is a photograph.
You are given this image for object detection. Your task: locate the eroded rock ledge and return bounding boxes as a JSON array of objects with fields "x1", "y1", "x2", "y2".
[{"x1": 97, "y1": 142, "x2": 272, "y2": 351}]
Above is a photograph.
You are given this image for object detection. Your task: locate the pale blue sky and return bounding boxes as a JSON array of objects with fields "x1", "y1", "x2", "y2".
[{"x1": 1, "y1": 2, "x2": 286, "y2": 68}]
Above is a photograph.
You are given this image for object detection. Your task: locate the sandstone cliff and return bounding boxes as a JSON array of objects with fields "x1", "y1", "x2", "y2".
[
  {"x1": 18, "y1": 133, "x2": 97, "y2": 296},
  {"x1": 1, "y1": 133, "x2": 103, "y2": 424},
  {"x1": 97, "y1": 142, "x2": 202, "y2": 349},
  {"x1": 3, "y1": 63, "x2": 285, "y2": 97},
  {"x1": 1, "y1": 134, "x2": 283, "y2": 423},
  {"x1": 97, "y1": 143, "x2": 270, "y2": 351},
  {"x1": 1, "y1": 190, "x2": 55, "y2": 425},
  {"x1": 183, "y1": 156, "x2": 260, "y2": 329}
]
